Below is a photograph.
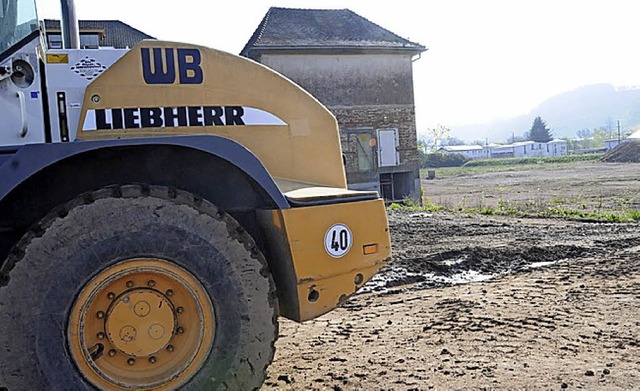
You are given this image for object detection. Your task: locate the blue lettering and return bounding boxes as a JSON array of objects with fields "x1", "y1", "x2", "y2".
[
  {"x1": 177, "y1": 49, "x2": 203, "y2": 84},
  {"x1": 141, "y1": 48, "x2": 175, "y2": 84}
]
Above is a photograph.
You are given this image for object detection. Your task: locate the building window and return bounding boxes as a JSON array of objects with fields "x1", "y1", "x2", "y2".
[
  {"x1": 47, "y1": 33, "x2": 100, "y2": 49},
  {"x1": 80, "y1": 33, "x2": 100, "y2": 49},
  {"x1": 47, "y1": 34, "x2": 63, "y2": 49},
  {"x1": 355, "y1": 133, "x2": 375, "y2": 172}
]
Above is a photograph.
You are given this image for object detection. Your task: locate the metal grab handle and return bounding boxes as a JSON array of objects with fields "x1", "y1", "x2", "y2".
[{"x1": 16, "y1": 91, "x2": 28, "y2": 137}]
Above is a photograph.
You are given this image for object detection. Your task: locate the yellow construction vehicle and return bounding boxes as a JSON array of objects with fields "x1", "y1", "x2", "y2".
[{"x1": 0, "y1": 0, "x2": 391, "y2": 389}]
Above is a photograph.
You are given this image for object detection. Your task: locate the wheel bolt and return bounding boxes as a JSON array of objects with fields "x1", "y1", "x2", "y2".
[
  {"x1": 166, "y1": 289, "x2": 174, "y2": 297},
  {"x1": 147, "y1": 280, "x2": 156, "y2": 287},
  {"x1": 108, "y1": 349, "x2": 116, "y2": 357},
  {"x1": 166, "y1": 345, "x2": 175, "y2": 352},
  {"x1": 107, "y1": 292, "x2": 115, "y2": 299},
  {"x1": 97, "y1": 332, "x2": 105, "y2": 340},
  {"x1": 96, "y1": 311, "x2": 105, "y2": 319},
  {"x1": 127, "y1": 358, "x2": 135, "y2": 366},
  {"x1": 176, "y1": 326, "x2": 185, "y2": 334},
  {"x1": 149, "y1": 356, "x2": 157, "y2": 364},
  {"x1": 126, "y1": 280, "x2": 134, "y2": 288},
  {"x1": 176, "y1": 306, "x2": 184, "y2": 314}
]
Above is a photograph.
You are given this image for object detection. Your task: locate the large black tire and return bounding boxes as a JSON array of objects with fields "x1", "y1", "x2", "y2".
[{"x1": 0, "y1": 184, "x2": 278, "y2": 390}]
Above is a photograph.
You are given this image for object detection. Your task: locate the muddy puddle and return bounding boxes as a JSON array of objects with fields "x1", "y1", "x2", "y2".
[{"x1": 360, "y1": 210, "x2": 635, "y2": 294}]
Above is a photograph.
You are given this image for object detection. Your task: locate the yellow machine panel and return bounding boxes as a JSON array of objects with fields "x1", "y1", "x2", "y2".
[
  {"x1": 259, "y1": 199, "x2": 392, "y2": 321},
  {"x1": 78, "y1": 40, "x2": 347, "y2": 189}
]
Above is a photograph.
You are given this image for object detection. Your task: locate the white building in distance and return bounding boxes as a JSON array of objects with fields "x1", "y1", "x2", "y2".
[
  {"x1": 437, "y1": 145, "x2": 483, "y2": 159},
  {"x1": 439, "y1": 139, "x2": 568, "y2": 160}
]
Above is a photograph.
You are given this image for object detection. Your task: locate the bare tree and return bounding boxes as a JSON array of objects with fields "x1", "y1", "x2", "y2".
[{"x1": 425, "y1": 124, "x2": 451, "y2": 152}]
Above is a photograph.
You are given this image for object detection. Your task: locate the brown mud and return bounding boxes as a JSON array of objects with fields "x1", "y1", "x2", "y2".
[{"x1": 262, "y1": 163, "x2": 640, "y2": 390}]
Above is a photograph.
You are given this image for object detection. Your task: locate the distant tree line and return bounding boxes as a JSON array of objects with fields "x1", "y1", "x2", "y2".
[{"x1": 566, "y1": 128, "x2": 608, "y2": 150}]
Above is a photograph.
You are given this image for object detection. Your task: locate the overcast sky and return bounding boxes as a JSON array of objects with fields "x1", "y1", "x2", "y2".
[{"x1": 37, "y1": 0, "x2": 640, "y2": 135}]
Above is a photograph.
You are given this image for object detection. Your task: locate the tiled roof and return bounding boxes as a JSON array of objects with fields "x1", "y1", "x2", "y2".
[
  {"x1": 44, "y1": 19, "x2": 154, "y2": 49},
  {"x1": 241, "y1": 7, "x2": 425, "y2": 58}
]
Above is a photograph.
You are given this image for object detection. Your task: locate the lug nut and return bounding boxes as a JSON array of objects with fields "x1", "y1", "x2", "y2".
[
  {"x1": 108, "y1": 349, "x2": 116, "y2": 357},
  {"x1": 107, "y1": 292, "x2": 115, "y2": 299},
  {"x1": 166, "y1": 345, "x2": 175, "y2": 352},
  {"x1": 97, "y1": 332, "x2": 105, "y2": 340},
  {"x1": 176, "y1": 326, "x2": 185, "y2": 334},
  {"x1": 127, "y1": 358, "x2": 135, "y2": 366},
  {"x1": 166, "y1": 289, "x2": 174, "y2": 297},
  {"x1": 96, "y1": 311, "x2": 105, "y2": 319},
  {"x1": 147, "y1": 280, "x2": 156, "y2": 287},
  {"x1": 176, "y1": 306, "x2": 184, "y2": 314},
  {"x1": 126, "y1": 280, "x2": 134, "y2": 288},
  {"x1": 149, "y1": 356, "x2": 157, "y2": 364}
]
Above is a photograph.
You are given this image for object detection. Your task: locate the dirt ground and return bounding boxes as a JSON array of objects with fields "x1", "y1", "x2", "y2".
[
  {"x1": 423, "y1": 162, "x2": 640, "y2": 213},
  {"x1": 262, "y1": 162, "x2": 640, "y2": 390}
]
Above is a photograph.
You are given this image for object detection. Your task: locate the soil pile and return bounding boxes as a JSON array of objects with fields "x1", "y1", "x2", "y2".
[{"x1": 602, "y1": 139, "x2": 640, "y2": 162}]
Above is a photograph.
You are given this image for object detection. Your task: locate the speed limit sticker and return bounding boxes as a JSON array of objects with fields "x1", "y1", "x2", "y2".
[{"x1": 324, "y1": 224, "x2": 353, "y2": 258}]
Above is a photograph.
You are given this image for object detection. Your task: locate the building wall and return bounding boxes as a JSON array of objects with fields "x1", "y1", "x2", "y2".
[
  {"x1": 259, "y1": 53, "x2": 416, "y2": 106},
  {"x1": 513, "y1": 145, "x2": 528, "y2": 157},
  {"x1": 547, "y1": 142, "x2": 567, "y2": 156},
  {"x1": 258, "y1": 52, "x2": 421, "y2": 200}
]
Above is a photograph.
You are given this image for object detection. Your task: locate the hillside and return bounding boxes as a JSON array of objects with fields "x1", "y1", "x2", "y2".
[{"x1": 453, "y1": 84, "x2": 640, "y2": 142}]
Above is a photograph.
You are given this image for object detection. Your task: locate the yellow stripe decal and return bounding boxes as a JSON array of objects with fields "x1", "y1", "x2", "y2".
[{"x1": 46, "y1": 53, "x2": 69, "y2": 64}]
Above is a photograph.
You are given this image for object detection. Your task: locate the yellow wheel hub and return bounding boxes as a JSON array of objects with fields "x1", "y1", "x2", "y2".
[
  {"x1": 68, "y1": 259, "x2": 215, "y2": 390},
  {"x1": 106, "y1": 289, "x2": 175, "y2": 357}
]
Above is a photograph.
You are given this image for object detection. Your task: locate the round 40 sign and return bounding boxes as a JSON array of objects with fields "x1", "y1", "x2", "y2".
[{"x1": 324, "y1": 224, "x2": 353, "y2": 258}]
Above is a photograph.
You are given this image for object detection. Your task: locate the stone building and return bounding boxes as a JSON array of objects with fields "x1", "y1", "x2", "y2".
[{"x1": 241, "y1": 7, "x2": 425, "y2": 201}]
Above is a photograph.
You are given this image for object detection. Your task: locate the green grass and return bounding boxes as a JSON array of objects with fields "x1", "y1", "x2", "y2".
[
  {"x1": 463, "y1": 153, "x2": 603, "y2": 167},
  {"x1": 421, "y1": 154, "x2": 604, "y2": 179},
  {"x1": 624, "y1": 209, "x2": 640, "y2": 221},
  {"x1": 388, "y1": 197, "x2": 640, "y2": 223},
  {"x1": 388, "y1": 198, "x2": 443, "y2": 212}
]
